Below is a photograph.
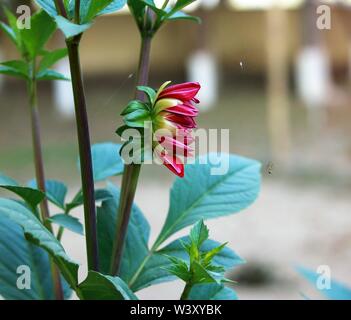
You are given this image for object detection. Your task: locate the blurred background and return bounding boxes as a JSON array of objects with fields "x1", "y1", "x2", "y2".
[{"x1": 1, "y1": 0, "x2": 351, "y2": 299}]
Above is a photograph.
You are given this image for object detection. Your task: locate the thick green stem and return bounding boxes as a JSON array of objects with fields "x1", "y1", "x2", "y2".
[
  {"x1": 66, "y1": 36, "x2": 99, "y2": 272},
  {"x1": 28, "y1": 62, "x2": 64, "y2": 301},
  {"x1": 110, "y1": 35, "x2": 152, "y2": 276},
  {"x1": 180, "y1": 282, "x2": 193, "y2": 300}
]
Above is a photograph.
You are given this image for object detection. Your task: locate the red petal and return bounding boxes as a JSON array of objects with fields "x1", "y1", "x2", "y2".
[
  {"x1": 166, "y1": 103, "x2": 199, "y2": 116},
  {"x1": 165, "y1": 113, "x2": 197, "y2": 129},
  {"x1": 157, "y1": 135, "x2": 193, "y2": 156},
  {"x1": 159, "y1": 82, "x2": 201, "y2": 101},
  {"x1": 162, "y1": 154, "x2": 184, "y2": 177}
]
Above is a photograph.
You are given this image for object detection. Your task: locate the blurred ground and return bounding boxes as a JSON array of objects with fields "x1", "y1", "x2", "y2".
[{"x1": 1, "y1": 79, "x2": 351, "y2": 299}]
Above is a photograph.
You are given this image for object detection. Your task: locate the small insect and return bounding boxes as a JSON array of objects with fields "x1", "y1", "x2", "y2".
[{"x1": 266, "y1": 162, "x2": 274, "y2": 175}]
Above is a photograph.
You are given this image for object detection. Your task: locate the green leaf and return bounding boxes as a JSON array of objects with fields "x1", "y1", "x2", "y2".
[
  {"x1": 189, "y1": 220, "x2": 209, "y2": 248},
  {"x1": 28, "y1": 180, "x2": 67, "y2": 210},
  {"x1": 79, "y1": 271, "x2": 138, "y2": 300},
  {"x1": 166, "y1": 11, "x2": 201, "y2": 23},
  {"x1": 48, "y1": 214, "x2": 84, "y2": 236},
  {"x1": 141, "y1": 0, "x2": 165, "y2": 16},
  {"x1": 55, "y1": 16, "x2": 92, "y2": 38},
  {"x1": 192, "y1": 260, "x2": 218, "y2": 284},
  {"x1": 0, "y1": 60, "x2": 29, "y2": 79},
  {"x1": 0, "y1": 215, "x2": 72, "y2": 300},
  {"x1": 129, "y1": 237, "x2": 243, "y2": 292},
  {"x1": 169, "y1": 0, "x2": 197, "y2": 16},
  {"x1": 163, "y1": 256, "x2": 190, "y2": 282},
  {"x1": 3, "y1": 7, "x2": 24, "y2": 53},
  {"x1": 35, "y1": 0, "x2": 59, "y2": 17},
  {"x1": 66, "y1": 188, "x2": 113, "y2": 212},
  {"x1": 124, "y1": 109, "x2": 150, "y2": 127},
  {"x1": 36, "y1": 69, "x2": 69, "y2": 81},
  {"x1": 202, "y1": 243, "x2": 227, "y2": 266},
  {"x1": 188, "y1": 283, "x2": 238, "y2": 300},
  {"x1": 121, "y1": 100, "x2": 149, "y2": 116},
  {"x1": 0, "y1": 21, "x2": 17, "y2": 45},
  {"x1": 81, "y1": 0, "x2": 121, "y2": 23},
  {"x1": 0, "y1": 199, "x2": 79, "y2": 289},
  {"x1": 160, "y1": 237, "x2": 244, "y2": 270},
  {"x1": 79, "y1": 0, "x2": 109, "y2": 23},
  {"x1": 137, "y1": 86, "x2": 156, "y2": 104},
  {"x1": 155, "y1": 154, "x2": 261, "y2": 247},
  {"x1": 84, "y1": 142, "x2": 124, "y2": 182},
  {"x1": 0, "y1": 173, "x2": 19, "y2": 186},
  {"x1": 297, "y1": 266, "x2": 351, "y2": 300},
  {"x1": 97, "y1": 183, "x2": 150, "y2": 277},
  {"x1": 0, "y1": 183, "x2": 45, "y2": 213},
  {"x1": 21, "y1": 10, "x2": 56, "y2": 59},
  {"x1": 99, "y1": 0, "x2": 126, "y2": 16},
  {"x1": 39, "y1": 48, "x2": 68, "y2": 71}
]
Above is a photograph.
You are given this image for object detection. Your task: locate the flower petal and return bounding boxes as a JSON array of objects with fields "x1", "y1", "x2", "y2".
[
  {"x1": 164, "y1": 113, "x2": 197, "y2": 129},
  {"x1": 158, "y1": 82, "x2": 201, "y2": 101},
  {"x1": 166, "y1": 103, "x2": 199, "y2": 116}
]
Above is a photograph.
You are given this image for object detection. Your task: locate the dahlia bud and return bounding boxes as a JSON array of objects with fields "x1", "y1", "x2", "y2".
[{"x1": 117, "y1": 81, "x2": 201, "y2": 177}]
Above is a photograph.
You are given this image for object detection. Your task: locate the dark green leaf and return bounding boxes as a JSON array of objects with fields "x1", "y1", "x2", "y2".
[
  {"x1": 0, "y1": 173, "x2": 19, "y2": 186},
  {"x1": 155, "y1": 154, "x2": 262, "y2": 247},
  {"x1": 189, "y1": 220, "x2": 209, "y2": 248},
  {"x1": 0, "y1": 183, "x2": 45, "y2": 213},
  {"x1": 192, "y1": 261, "x2": 218, "y2": 284},
  {"x1": 67, "y1": 188, "x2": 114, "y2": 212},
  {"x1": 141, "y1": 0, "x2": 165, "y2": 16},
  {"x1": 188, "y1": 283, "x2": 238, "y2": 300},
  {"x1": 79, "y1": 0, "x2": 110, "y2": 23},
  {"x1": 55, "y1": 16, "x2": 91, "y2": 38},
  {"x1": 0, "y1": 215, "x2": 72, "y2": 300},
  {"x1": 3, "y1": 7, "x2": 24, "y2": 53},
  {"x1": 79, "y1": 271, "x2": 138, "y2": 300},
  {"x1": 0, "y1": 60, "x2": 29, "y2": 79},
  {"x1": 36, "y1": 69, "x2": 69, "y2": 81},
  {"x1": 0, "y1": 21, "x2": 17, "y2": 45},
  {"x1": 137, "y1": 86, "x2": 156, "y2": 104},
  {"x1": 48, "y1": 214, "x2": 84, "y2": 235},
  {"x1": 124, "y1": 109, "x2": 150, "y2": 127},
  {"x1": 97, "y1": 183, "x2": 150, "y2": 278},
  {"x1": 0, "y1": 199, "x2": 79, "y2": 289},
  {"x1": 85, "y1": 142, "x2": 124, "y2": 182},
  {"x1": 39, "y1": 48, "x2": 68, "y2": 71},
  {"x1": 169, "y1": 0, "x2": 196, "y2": 16},
  {"x1": 159, "y1": 237, "x2": 244, "y2": 270},
  {"x1": 121, "y1": 100, "x2": 149, "y2": 116},
  {"x1": 163, "y1": 256, "x2": 190, "y2": 282},
  {"x1": 28, "y1": 180, "x2": 67, "y2": 210},
  {"x1": 129, "y1": 237, "x2": 243, "y2": 292},
  {"x1": 35, "y1": 0, "x2": 59, "y2": 17},
  {"x1": 99, "y1": 0, "x2": 126, "y2": 16},
  {"x1": 166, "y1": 11, "x2": 201, "y2": 23},
  {"x1": 21, "y1": 10, "x2": 56, "y2": 59}
]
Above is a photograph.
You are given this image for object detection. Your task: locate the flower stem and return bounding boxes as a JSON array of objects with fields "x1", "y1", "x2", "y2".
[
  {"x1": 54, "y1": 0, "x2": 67, "y2": 18},
  {"x1": 28, "y1": 62, "x2": 64, "y2": 301},
  {"x1": 110, "y1": 35, "x2": 152, "y2": 276},
  {"x1": 180, "y1": 282, "x2": 193, "y2": 300},
  {"x1": 66, "y1": 35, "x2": 99, "y2": 272}
]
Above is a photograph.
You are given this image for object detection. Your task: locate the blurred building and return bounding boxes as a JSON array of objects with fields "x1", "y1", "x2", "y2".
[{"x1": 0, "y1": 0, "x2": 350, "y2": 80}]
